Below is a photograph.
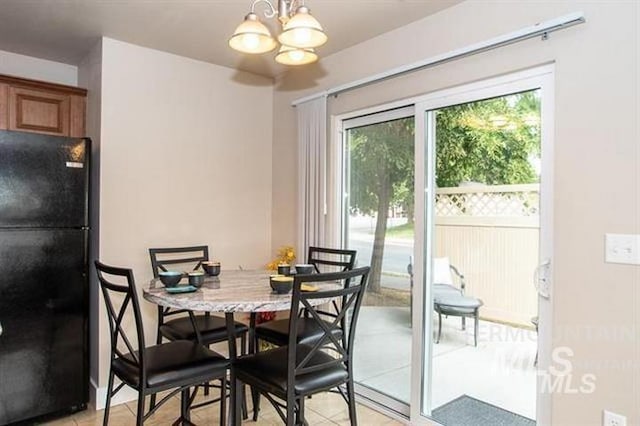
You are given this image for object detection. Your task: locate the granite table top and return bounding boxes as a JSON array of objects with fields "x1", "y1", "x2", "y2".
[{"x1": 142, "y1": 269, "x2": 340, "y2": 313}]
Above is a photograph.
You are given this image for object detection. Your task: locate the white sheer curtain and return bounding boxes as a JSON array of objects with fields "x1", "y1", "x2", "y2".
[{"x1": 296, "y1": 96, "x2": 327, "y2": 259}]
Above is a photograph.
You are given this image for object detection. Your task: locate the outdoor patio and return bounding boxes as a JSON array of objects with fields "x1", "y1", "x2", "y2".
[{"x1": 353, "y1": 306, "x2": 538, "y2": 421}]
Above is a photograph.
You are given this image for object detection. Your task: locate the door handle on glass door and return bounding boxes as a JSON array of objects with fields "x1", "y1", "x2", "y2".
[{"x1": 534, "y1": 259, "x2": 551, "y2": 299}]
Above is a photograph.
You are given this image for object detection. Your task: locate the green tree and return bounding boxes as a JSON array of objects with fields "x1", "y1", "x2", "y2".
[
  {"x1": 435, "y1": 91, "x2": 540, "y2": 187},
  {"x1": 349, "y1": 117, "x2": 414, "y2": 292}
]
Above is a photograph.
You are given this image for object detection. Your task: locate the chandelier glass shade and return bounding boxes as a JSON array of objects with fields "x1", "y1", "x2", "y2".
[
  {"x1": 229, "y1": 1, "x2": 327, "y2": 65},
  {"x1": 275, "y1": 45, "x2": 318, "y2": 65},
  {"x1": 228, "y1": 13, "x2": 278, "y2": 54}
]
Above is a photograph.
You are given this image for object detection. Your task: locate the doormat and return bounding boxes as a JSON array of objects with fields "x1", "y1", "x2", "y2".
[{"x1": 431, "y1": 395, "x2": 535, "y2": 426}]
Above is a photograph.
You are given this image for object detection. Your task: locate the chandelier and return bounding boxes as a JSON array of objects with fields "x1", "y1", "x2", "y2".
[{"x1": 229, "y1": 0, "x2": 327, "y2": 66}]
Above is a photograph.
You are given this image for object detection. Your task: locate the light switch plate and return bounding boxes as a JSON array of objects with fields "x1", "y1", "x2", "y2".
[
  {"x1": 605, "y1": 234, "x2": 640, "y2": 265},
  {"x1": 603, "y1": 410, "x2": 627, "y2": 426}
]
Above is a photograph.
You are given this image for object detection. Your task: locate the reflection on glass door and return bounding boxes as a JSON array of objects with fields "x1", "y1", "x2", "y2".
[{"x1": 342, "y1": 109, "x2": 415, "y2": 415}]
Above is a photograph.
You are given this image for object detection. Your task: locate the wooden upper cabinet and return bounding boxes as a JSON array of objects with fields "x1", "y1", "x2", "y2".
[{"x1": 0, "y1": 74, "x2": 87, "y2": 137}]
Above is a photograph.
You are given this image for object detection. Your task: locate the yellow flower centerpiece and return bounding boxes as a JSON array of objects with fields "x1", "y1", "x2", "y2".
[{"x1": 267, "y1": 245, "x2": 296, "y2": 270}]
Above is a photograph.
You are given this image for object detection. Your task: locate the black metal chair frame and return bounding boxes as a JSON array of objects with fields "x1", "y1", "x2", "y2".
[
  {"x1": 236, "y1": 267, "x2": 370, "y2": 426},
  {"x1": 251, "y1": 246, "x2": 358, "y2": 419},
  {"x1": 95, "y1": 261, "x2": 227, "y2": 426},
  {"x1": 256, "y1": 246, "x2": 358, "y2": 348},
  {"x1": 148, "y1": 246, "x2": 248, "y2": 415},
  {"x1": 307, "y1": 246, "x2": 357, "y2": 274}
]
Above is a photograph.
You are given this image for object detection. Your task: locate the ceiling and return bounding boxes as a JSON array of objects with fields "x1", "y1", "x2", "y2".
[{"x1": 0, "y1": 0, "x2": 460, "y2": 78}]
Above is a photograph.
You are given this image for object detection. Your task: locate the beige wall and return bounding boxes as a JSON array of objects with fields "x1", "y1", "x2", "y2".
[
  {"x1": 273, "y1": 1, "x2": 639, "y2": 425},
  {"x1": 0, "y1": 48, "x2": 77, "y2": 85},
  {"x1": 77, "y1": 39, "x2": 103, "y2": 398},
  {"x1": 94, "y1": 37, "x2": 273, "y2": 389}
]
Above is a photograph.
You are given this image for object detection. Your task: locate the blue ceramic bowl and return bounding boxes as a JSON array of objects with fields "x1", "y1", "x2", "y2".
[
  {"x1": 295, "y1": 264, "x2": 314, "y2": 274},
  {"x1": 270, "y1": 276, "x2": 293, "y2": 294},
  {"x1": 159, "y1": 271, "x2": 182, "y2": 288},
  {"x1": 188, "y1": 271, "x2": 205, "y2": 288},
  {"x1": 202, "y1": 262, "x2": 221, "y2": 276}
]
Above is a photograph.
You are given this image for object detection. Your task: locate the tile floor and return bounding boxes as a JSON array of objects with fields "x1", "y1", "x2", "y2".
[{"x1": 42, "y1": 388, "x2": 402, "y2": 425}]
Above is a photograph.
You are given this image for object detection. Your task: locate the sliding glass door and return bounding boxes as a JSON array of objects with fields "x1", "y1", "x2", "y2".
[
  {"x1": 336, "y1": 66, "x2": 554, "y2": 425},
  {"x1": 342, "y1": 107, "x2": 415, "y2": 416},
  {"x1": 412, "y1": 67, "x2": 554, "y2": 425}
]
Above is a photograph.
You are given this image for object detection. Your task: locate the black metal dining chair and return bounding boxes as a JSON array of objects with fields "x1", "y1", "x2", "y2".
[
  {"x1": 234, "y1": 267, "x2": 370, "y2": 426},
  {"x1": 308, "y1": 246, "x2": 357, "y2": 273},
  {"x1": 251, "y1": 246, "x2": 357, "y2": 419},
  {"x1": 148, "y1": 246, "x2": 249, "y2": 415},
  {"x1": 95, "y1": 261, "x2": 229, "y2": 426},
  {"x1": 254, "y1": 246, "x2": 357, "y2": 349},
  {"x1": 149, "y1": 246, "x2": 248, "y2": 349}
]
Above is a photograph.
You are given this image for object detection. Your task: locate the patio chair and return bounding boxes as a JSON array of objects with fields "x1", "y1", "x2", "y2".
[
  {"x1": 432, "y1": 257, "x2": 483, "y2": 346},
  {"x1": 408, "y1": 257, "x2": 483, "y2": 346}
]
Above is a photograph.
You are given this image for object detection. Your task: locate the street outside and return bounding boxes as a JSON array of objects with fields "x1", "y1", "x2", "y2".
[{"x1": 347, "y1": 215, "x2": 413, "y2": 291}]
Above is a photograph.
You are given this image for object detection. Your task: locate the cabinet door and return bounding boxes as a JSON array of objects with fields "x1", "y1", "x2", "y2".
[
  {"x1": 0, "y1": 83, "x2": 7, "y2": 130},
  {"x1": 8, "y1": 86, "x2": 70, "y2": 136}
]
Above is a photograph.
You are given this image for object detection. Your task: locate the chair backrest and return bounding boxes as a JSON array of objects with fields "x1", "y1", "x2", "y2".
[
  {"x1": 307, "y1": 246, "x2": 357, "y2": 273},
  {"x1": 149, "y1": 245, "x2": 209, "y2": 278},
  {"x1": 287, "y1": 267, "x2": 370, "y2": 386},
  {"x1": 95, "y1": 261, "x2": 146, "y2": 380},
  {"x1": 408, "y1": 256, "x2": 465, "y2": 291},
  {"x1": 149, "y1": 246, "x2": 210, "y2": 320}
]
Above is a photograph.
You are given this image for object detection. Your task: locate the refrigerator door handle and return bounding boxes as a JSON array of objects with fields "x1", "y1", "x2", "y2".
[{"x1": 0, "y1": 320, "x2": 3, "y2": 336}]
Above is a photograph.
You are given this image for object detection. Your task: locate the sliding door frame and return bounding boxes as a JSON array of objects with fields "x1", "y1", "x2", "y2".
[
  {"x1": 329, "y1": 64, "x2": 555, "y2": 425},
  {"x1": 411, "y1": 64, "x2": 555, "y2": 425}
]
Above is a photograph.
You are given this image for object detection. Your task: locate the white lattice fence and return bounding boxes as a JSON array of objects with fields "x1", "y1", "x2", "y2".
[
  {"x1": 434, "y1": 183, "x2": 540, "y2": 326},
  {"x1": 436, "y1": 184, "x2": 540, "y2": 217}
]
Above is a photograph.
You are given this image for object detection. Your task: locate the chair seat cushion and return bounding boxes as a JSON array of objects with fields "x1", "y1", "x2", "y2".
[
  {"x1": 235, "y1": 345, "x2": 348, "y2": 397},
  {"x1": 160, "y1": 314, "x2": 249, "y2": 345},
  {"x1": 255, "y1": 318, "x2": 342, "y2": 346},
  {"x1": 113, "y1": 340, "x2": 229, "y2": 389}
]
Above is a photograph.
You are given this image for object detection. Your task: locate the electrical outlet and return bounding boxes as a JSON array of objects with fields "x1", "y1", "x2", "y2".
[{"x1": 603, "y1": 410, "x2": 627, "y2": 426}]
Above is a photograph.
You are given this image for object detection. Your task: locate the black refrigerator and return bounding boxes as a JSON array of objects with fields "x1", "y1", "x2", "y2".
[{"x1": 0, "y1": 130, "x2": 89, "y2": 424}]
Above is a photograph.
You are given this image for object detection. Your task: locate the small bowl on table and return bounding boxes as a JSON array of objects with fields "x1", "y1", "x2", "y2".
[
  {"x1": 294, "y1": 264, "x2": 314, "y2": 275},
  {"x1": 202, "y1": 261, "x2": 221, "y2": 276},
  {"x1": 277, "y1": 264, "x2": 291, "y2": 275},
  {"x1": 270, "y1": 275, "x2": 294, "y2": 294},
  {"x1": 159, "y1": 271, "x2": 183, "y2": 288},
  {"x1": 188, "y1": 271, "x2": 205, "y2": 288}
]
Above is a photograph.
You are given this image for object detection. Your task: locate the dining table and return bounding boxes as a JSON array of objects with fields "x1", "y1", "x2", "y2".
[{"x1": 142, "y1": 269, "x2": 341, "y2": 425}]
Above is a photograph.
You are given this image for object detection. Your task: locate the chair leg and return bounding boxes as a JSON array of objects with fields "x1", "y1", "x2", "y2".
[
  {"x1": 103, "y1": 371, "x2": 115, "y2": 426},
  {"x1": 286, "y1": 397, "x2": 295, "y2": 426},
  {"x1": 135, "y1": 390, "x2": 145, "y2": 426},
  {"x1": 474, "y1": 310, "x2": 479, "y2": 347},
  {"x1": 151, "y1": 332, "x2": 163, "y2": 410},
  {"x1": 346, "y1": 377, "x2": 358, "y2": 426},
  {"x1": 240, "y1": 334, "x2": 248, "y2": 420},
  {"x1": 252, "y1": 336, "x2": 261, "y2": 421},
  {"x1": 437, "y1": 311, "x2": 442, "y2": 344},
  {"x1": 180, "y1": 388, "x2": 191, "y2": 424},
  {"x1": 220, "y1": 377, "x2": 227, "y2": 426},
  {"x1": 296, "y1": 397, "x2": 306, "y2": 426}
]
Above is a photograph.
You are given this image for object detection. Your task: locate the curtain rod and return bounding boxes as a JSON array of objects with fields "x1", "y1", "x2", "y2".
[{"x1": 291, "y1": 11, "x2": 585, "y2": 107}]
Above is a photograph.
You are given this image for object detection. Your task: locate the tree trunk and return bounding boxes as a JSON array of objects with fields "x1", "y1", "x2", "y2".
[
  {"x1": 405, "y1": 198, "x2": 415, "y2": 225},
  {"x1": 368, "y1": 181, "x2": 391, "y2": 293}
]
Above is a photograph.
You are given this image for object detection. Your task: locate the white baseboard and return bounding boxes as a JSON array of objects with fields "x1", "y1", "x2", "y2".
[{"x1": 90, "y1": 377, "x2": 139, "y2": 410}]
